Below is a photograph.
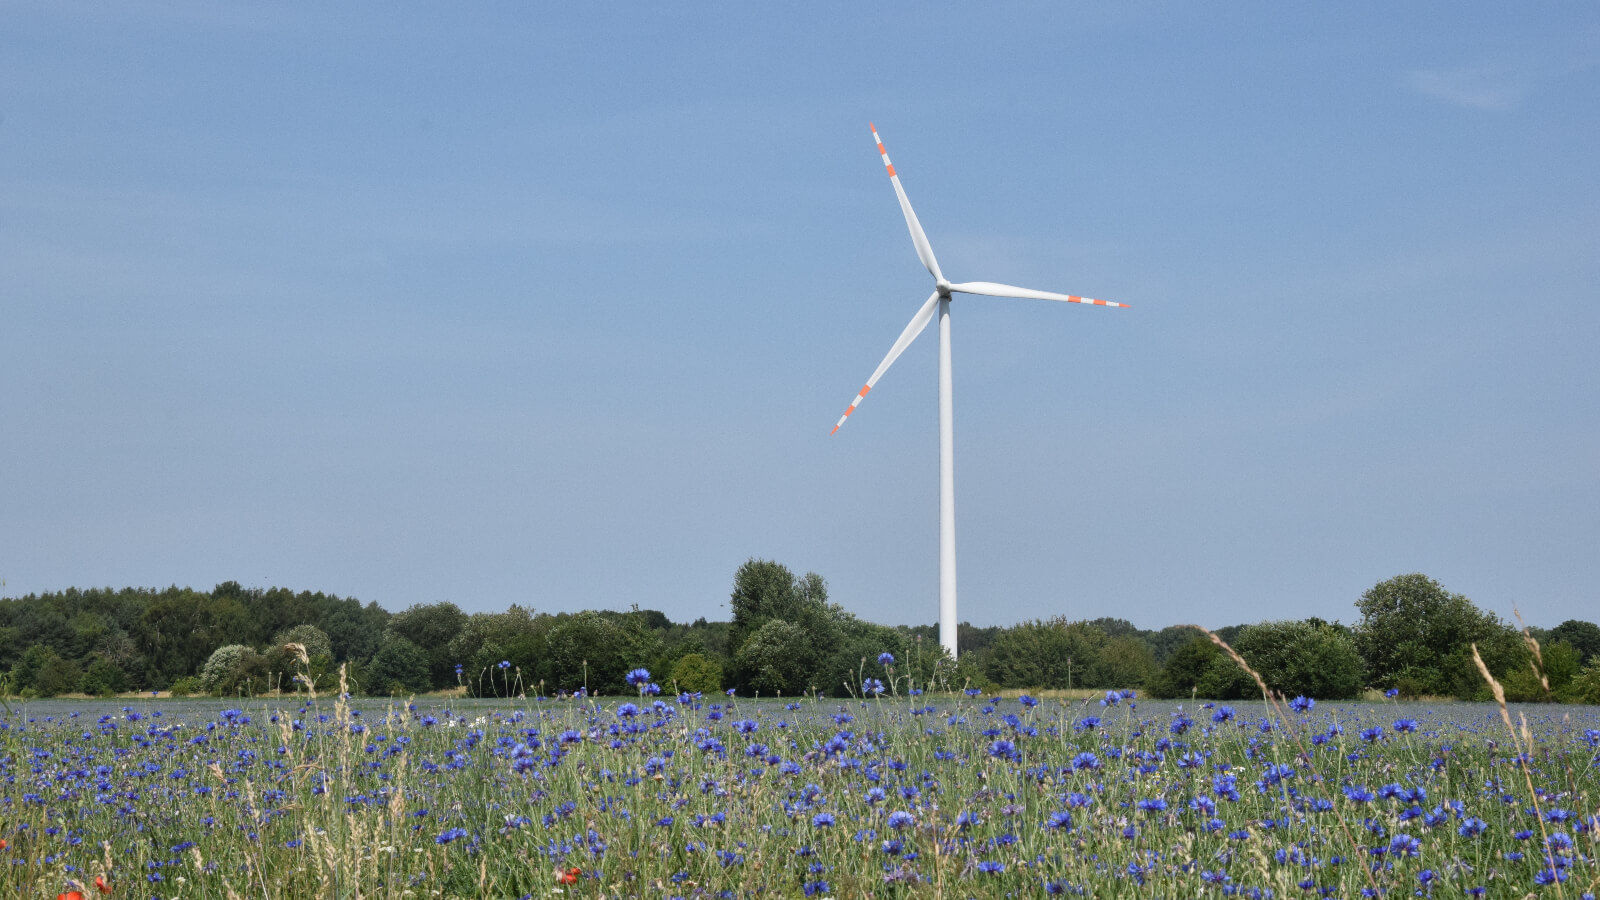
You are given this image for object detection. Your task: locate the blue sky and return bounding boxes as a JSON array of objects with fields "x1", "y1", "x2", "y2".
[{"x1": 3, "y1": 3, "x2": 1596, "y2": 629}]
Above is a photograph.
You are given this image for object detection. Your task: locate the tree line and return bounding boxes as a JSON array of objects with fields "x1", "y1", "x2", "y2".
[{"x1": 4, "y1": 566, "x2": 1598, "y2": 703}]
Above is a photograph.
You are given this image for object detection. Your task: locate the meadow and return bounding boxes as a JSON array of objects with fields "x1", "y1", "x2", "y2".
[{"x1": 2, "y1": 664, "x2": 1597, "y2": 899}]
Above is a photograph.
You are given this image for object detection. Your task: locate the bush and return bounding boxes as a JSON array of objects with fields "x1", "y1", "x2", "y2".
[
  {"x1": 201, "y1": 645, "x2": 254, "y2": 693},
  {"x1": 982, "y1": 618, "x2": 1107, "y2": 689},
  {"x1": 1234, "y1": 620, "x2": 1365, "y2": 701},
  {"x1": 1564, "y1": 660, "x2": 1600, "y2": 704},
  {"x1": 79, "y1": 658, "x2": 129, "y2": 696},
  {"x1": 168, "y1": 676, "x2": 205, "y2": 696},
  {"x1": 367, "y1": 634, "x2": 432, "y2": 696},
  {"x1": 669, "y1": 653, "x2": 723, "y2": 694},
  {"x1": 733, "y1": 619, "x2": 811, "y2": 696},
  {"x1": 9, "y1": 645, "x2": 81, "y2": 697},
  {"x1": 1148, "y1": 635, "x2": 1223, "y2": 699}
]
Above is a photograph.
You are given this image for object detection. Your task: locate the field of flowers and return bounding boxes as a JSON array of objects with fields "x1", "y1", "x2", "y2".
[{"x1": 2, "y1": 662, "x2": 1597, "y2": 899}]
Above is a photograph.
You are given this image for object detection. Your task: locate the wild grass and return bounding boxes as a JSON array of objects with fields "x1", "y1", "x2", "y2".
[{"x1": 2, "y1": 657, "x2": 1597, "y2": 899}]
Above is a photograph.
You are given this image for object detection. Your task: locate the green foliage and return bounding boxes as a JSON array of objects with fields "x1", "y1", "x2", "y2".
[
  {"x1": 9, "y1": 644, "x2": 81, "y2": 697},
  {"x1": 725, "y1": 561, "x2": 850, "y2": 695},
  {"x1": 387, "y1": 602, "x2": 469, "y2": 690},
  {"x1": 79, "y1": 658, "x2": 130, "y2": 696},
  {"x1": 983, "y1": 618, "x2": 1107, "y2": 689},
  {"x1": 1501, "y1": 640, "x2": 1584, "y2": 702},
  {"x1": 167, "y1": 675, "x2": 205, "y2": 696},
  {"x1": 669, "y1": 653, "x2": 723, "y2": 694},
  {"x1": 0, "y1": 569, "x2": 1594, "y2": 706},
  {"x1": 273, "y1": 624, "x2": 334, "y2": 662},
  {"x1": 1565, "y1": 658, "x2": 1600, "y2": 704},
  {"x1": 1355, "y1": 574, "x2": 1515, "y2": 697},
  {"x1": 1092, "y1": 635, "x2": 1160, "y2": 689},
  {"x1": 200, "y1": 644, "x2": 255, "y2": 693},
  {"x1": 536, "y1": 609, "x2": 662, "y2": 695},
  {"x1": 1152, "y1": 634, "x2": 1235, "y2": 698},
  {"x1": 1547, "y1": 619, "x2": 1600, "y2": 664},
  {"x1": 367, "y1": 634, "x2": 432, "y2": 696},
  {"x1": 1234, "y1": 620, "x2": 1366, "y2": 700},
  {"x1": 733, "y1": 619, "x2": 812, "y2": 696}
]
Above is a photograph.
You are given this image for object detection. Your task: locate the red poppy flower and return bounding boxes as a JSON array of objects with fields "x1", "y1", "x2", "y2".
[
  {"x1": 58, "y1": 892, "x2": 86, "y2": 900},
  {"x1": 555, "y1": 866, "x2": 580, "y2": 884},
  {"x1": 95, "y1": 874, "x2": 112, "y2": 894}
]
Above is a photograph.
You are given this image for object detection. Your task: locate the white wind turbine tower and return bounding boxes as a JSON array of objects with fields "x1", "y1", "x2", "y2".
[{"x1": 832, "y1": 123, "x2": 1128, "y2": 661}]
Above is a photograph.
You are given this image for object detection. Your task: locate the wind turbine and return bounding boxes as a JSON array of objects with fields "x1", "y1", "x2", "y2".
[{"x1": 832, "y1": 123, "x2": 1128, "y2": 661}]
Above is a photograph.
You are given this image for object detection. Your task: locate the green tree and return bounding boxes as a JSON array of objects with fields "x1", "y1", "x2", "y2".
[
  {"x1": 669, "y1": 653, "x2": 723, "y2": 694},
  {"x1": 728, "y1": 559, "x2": 805, "y2": 654},
  {"x1": 536, "y1": 610, "x2": 662, "y2": 695},
  {"x1": 367, "y1": 634, "x2": 432, "y2": 696},
  {"x1": 1146, "y1": 635, "x2": 1221, "y2": 699},
  {"x1": 386, "y1": 602, "x2": 468, "y2": 690},
  {"x1": 1090, "y1": 635, "x2": 1160, "y2": 688},
  {"x1": 1547, "y1": 620, "x2": 1600, "y2": 664},
  {"x1": 983, "y1": 619, "x2": 1108, "y2": 689},
  {"x1": 1234, "y1": 620, "x2": 1365, "y2": 700},
  {"x1": 1355, "y1": 574, "x2": 1510, "y2": 696},
  {"x1": 9, "y1": 644, "x2": 81, "y2": 697},
  {"x1": 79, "y1": 658, "x2": 129, "y2": 696},
  {"x1": 732, "y1": 619, "x2": 812, "y2": 695},
  {"x1": 200, "y1": 644, "x2": 255, "y2": 693}
]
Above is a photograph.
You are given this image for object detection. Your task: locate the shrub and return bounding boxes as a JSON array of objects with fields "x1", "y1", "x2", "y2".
[
  {"x1": 201, "y1": 645, "x2": 254, "y2": 692},
  {"x1": 669, "y1": 653, "x2": 723, "y2": 694},
  {"x1": 367, "y1": 634, "x2": 432, "y2": 696},
  {"x1": 168, "y1": 676, "x2": 205, "y2": 696},
  {"x1": 79, "y1": 658, "x2": 129, "y2": 696},
  {"x1": 1234, "y1": 620, "x2": 1365, "y2": 700}
]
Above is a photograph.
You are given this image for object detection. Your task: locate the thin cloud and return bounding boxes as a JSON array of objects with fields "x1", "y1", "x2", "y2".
[{"x1": 1406, "y1": 66, "x2": 1526, "y2": 111}]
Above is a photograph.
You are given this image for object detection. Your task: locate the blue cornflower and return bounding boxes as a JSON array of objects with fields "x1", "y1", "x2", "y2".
[
  {"x1": 863, "y1": 677, "x2": 886, "y2": 696},
  {"x1": 1046, "y1": 810, "x2": 1073, "y2": 829},
  {"x1": 1289, "y1": 696, "x2": 1315, "y2": 712},
  {"x1": 1100, "y1": 690, "x2": 1120, "y2": 707},
  {"x1": 1138, "y1": 797, "x2": 1168, "y2": 813},
  {"x1": 1393, "y1": 718, "x2": 1418, "y2": 733},
  {"x1": 1360, "y1": 726, "x2": 1384, "y2": 742},
  {"x1": 887, "y1": 810, "x2": 915, "y2": 829},
  {"x1": 976, "y1": 861, "x2": 1005, "y2": 874},
  {"x1": 1072, "y1": 751, "x2": 1101, "y2": 770},
  {"x1": 1212, "y1": 706, "x2": 1235, "y2": 723},
  {"x1": 498, "y1": 660, "x2": 510, "y2": 670},
  {"x1": 877, "y1": 652, "x2": 895, "y2": 666},
  {"x1": 1343, "y1": 785, "x2": 1375, "y2": 804},
  {"x1": 811, "y1": 813, "x2": 835, "y2": 828},
  {"x1": 1385, "y1": 688, "x2": 1400, "y2": 698},
  {"x1": 625, "y1": 668, "x2": 652, "y2": 687},
  {"x1": 435, "y1": 827, "x2": 469, "y2": 844},
  {"x1": 802, "y1": 880, "x2": 831, "y2": 897},
  {"x1": 988, "y1": 739, "x2": 1016, "y2": 758},
  {"x1": 1389, "y1": 834, "x2": 1420, "y2": 857}
]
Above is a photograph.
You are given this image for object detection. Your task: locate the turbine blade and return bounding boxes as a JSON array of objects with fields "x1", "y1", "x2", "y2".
[
  {"x1": 871, "y1": 123, "x2": 944, "y2": 283},
  {"x1": 949, "y1": 280, "x2": 1129, "y2": 308},
  {"x1": 831, "y1": 291, "x2": 941, "y2": 435}
]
